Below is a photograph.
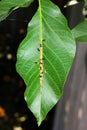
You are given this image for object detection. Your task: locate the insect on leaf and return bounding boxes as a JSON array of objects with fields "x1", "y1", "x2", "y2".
[{"x1": 16, "y1": 0, "x2": 76, "y2": 126}]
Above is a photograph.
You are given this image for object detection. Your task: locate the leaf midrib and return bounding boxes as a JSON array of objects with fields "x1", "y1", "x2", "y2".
[{"x1": 38, "y1": 0, "x2": 43, "y2": 123}]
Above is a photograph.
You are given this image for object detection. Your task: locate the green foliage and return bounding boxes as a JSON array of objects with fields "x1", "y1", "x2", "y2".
[
  {"x1": 0, "y1": 0, "x2": 33, "y2": 21},
  {"x1": 72, "y1": 19, "x2": 87, "y2": 42},
  {"x1": 0, "y1": 0, "x2": 87, "y2": 126},
  {"x1": 85, "y1": 0, "x2": 87, "y2": 5}
]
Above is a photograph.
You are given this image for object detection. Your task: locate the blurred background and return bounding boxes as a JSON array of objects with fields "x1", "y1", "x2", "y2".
[{"x1": 0, "y1": 0, "x2": 87, "y2": 130}]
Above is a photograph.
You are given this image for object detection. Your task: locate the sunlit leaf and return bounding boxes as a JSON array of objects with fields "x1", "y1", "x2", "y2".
[{"x1": 16, "y1": 0, "x2": 76, "y2": 125}]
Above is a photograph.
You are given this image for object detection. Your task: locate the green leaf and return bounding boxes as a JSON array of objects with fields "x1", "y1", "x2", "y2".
[
  {"x1": 0, "y1": 0, "x2": 34, "y2": 21},
  {"x1": 16, "y1": 0, "x2": 76, "y2": 126},
  {"x1": 85, "y1": 0, "x2": 87, "y2": 6},
  {"x1": 72, "y1": 19, "x2": 87, "y2": 42}
]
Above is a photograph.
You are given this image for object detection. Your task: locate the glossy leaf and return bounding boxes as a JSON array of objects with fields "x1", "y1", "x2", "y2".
[
  {"x1": 0, "y1": 0, "x2": 33, "y2": 21},
  {"x1": 72, "y1": 19, "x2": 87, "y2": 42},
  {"x1": 16, "y1": 0, "x2": 76, "y2": 126}
]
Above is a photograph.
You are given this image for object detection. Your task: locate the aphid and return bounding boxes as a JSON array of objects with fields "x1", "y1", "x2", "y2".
[
  {"x1": 40, "y1": 44, "x2": 43, "y2": 47},
  {"x1": 37, "y1": 48, "x2": 40, "y2": 52},
  {"x1": 40, "y1": 75, "x2": 42, "y2": 78},
  {"x1": 40, "y1": 59, "x2": 43, "y2": 64},
  {"x1": 40, "y1": 66, "x2": 42, "y2": 70},
  {"x1": 41, "y1": 72, "x2": 43, "y2": 74},
  {"x1": 42, "y1": 57, "x2": 45, "y2": 61},
  {"x1": 42, "y1": 39, "x2": 45, "y2": 42},
  {"x1": 34, "y1": 61, "x2": 38, "y2": 64}
]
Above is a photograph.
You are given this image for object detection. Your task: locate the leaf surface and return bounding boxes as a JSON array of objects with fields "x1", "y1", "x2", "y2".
[
  {"x1": 0, "y1": 0, "x2": 33, "y2": 21},
  {"x1": 16, "y1": 0, "x2": 76, "y2": 125},
  {"x1": 85, "y1": 0, "x2": 87, "y2": 6},
  {"x1": 72, "y1": 19, "x2": 87, "y2": 42}
]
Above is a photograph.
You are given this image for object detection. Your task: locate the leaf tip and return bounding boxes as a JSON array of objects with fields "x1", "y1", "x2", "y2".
[
  {"x1": 37, "y1": 115, "x2": 43, "y2": 126},
  {"x1": 37, "y1": 119, "x2": 42, "y2": 127}
]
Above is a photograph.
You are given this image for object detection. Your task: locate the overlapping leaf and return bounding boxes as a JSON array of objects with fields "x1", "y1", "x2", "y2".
[
  {"x1": 0, "y1": 0, "x2": 33, "y2": 21},
  {"x1": 16, "y1": 0, "x2": 76, "y2": 125},
  {"x1": 72, "y1": 19, "x2": 87, "y2": 42}
]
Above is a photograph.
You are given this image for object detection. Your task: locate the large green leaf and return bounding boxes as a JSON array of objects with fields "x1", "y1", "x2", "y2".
[
  {"x1": 16, "y1": 0, "x2": 76, "y2": 126},
  {"x1": 85, "y1": 0, "x2": 87, "y2": 6},
  {"x1": 72, "y1": 19, "x2": 87, "y2": 42},
  {"x1": 0, "y1": 0, "x2": 33, "y2": 21}
]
